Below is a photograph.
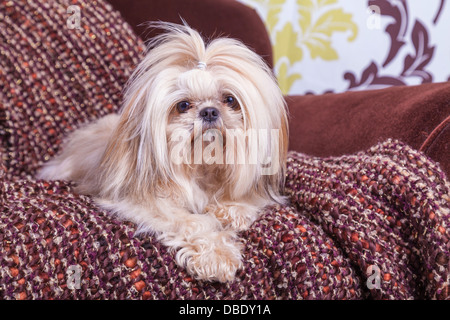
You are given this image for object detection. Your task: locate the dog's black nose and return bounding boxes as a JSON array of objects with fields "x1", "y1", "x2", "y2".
[{"x1": 199, "y1": 107, "x2": 219, "y2": 122}]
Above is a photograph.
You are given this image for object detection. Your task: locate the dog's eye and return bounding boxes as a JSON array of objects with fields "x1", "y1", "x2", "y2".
[
  {"x1": 224, "y1": 95, "x2": 238, "y2": 109},
  {"x1": 176, "y1": 101, "x2": 191, "y2": 113}
]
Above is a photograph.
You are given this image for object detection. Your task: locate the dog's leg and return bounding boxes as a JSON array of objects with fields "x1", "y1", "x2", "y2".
[{"x1": 98, "y1": 198, "x2": 243, "y2": 282}]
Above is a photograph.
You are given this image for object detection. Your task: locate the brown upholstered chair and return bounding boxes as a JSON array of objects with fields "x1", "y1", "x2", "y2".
[{"x1": 1, "y1": 0, "x2": 448, "y2": 301}]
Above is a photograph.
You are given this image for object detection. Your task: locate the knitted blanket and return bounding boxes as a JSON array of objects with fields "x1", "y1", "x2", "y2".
[{"x1": 1, "y1": 0, "x2": 449, "y2": 300}]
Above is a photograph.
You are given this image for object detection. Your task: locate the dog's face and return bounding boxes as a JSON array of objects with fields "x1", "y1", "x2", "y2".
[
  {"x1": 166, "y1": 68, "x2": 247, "y2": 168},
  {"x1": 167, "y1": 68, "x2": 244, "y2": 136}
]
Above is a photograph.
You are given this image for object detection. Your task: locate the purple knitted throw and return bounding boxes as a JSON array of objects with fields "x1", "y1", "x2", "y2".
[{"x1": 1, "y1": 0, "x2": 449, "y2": 300}]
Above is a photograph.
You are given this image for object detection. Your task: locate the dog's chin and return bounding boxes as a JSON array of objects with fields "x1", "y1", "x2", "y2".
[
  {"x1": 193, "y1": 123, "x2": 226, "y2": 149},
  {"x1": 182, "y1": 119, "x2": 226, "y2": 143},
  {"x1": 201, "y1": 121, "x2": 222, "y2": 132}
]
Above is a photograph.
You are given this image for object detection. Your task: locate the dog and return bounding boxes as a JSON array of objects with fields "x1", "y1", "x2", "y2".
[{"x1": 38, "y1": 22, "x2": 288, "y2": 282}]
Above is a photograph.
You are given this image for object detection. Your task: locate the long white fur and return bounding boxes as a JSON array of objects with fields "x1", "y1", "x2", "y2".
[{"x1": 38, "y1": 22, "x2": 288, "y2": 282}]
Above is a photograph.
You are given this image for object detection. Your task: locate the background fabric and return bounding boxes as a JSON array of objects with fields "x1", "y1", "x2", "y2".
[{"x1": 239, "y1": 0, "x2": 450, "y2": 95}]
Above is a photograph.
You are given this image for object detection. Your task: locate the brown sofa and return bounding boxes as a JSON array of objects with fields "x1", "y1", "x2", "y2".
[
  {"x1": 1, "y1": 0, "x2": 449, "y2": 301},
  {"x1": 108, "y1": 0, "x2": 449, "y2": 177}
]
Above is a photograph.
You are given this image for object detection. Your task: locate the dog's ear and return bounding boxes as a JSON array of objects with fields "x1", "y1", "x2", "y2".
[
  {"x1": 99, "y1": 82, "x2": 164, "y2": 201},
  {"x1": 99, "y1": 104, "x2": 142, "y2": 200},
  {"x1": 99, "y1": 80, "x2": 176, "y2": 201},
  {"x1": 275, "y1": 106, "x2": 289, "y2": 193}
]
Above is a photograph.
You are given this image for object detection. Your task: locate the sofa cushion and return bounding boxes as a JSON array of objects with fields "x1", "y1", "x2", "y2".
[{"x1": 287, "y1": 82, "x2": 450, "y2": 177}]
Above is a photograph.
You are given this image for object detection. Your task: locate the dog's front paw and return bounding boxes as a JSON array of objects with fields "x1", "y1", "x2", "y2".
[
  {"x1": 189, "y1": 247, "x2": 243, "y2": 283},
  {"x1": 206, "y1": 204, "x2": 258, "y2": 231},
  {"x1": 177, "y1": 231, "x2": 243, "y2": 283}
]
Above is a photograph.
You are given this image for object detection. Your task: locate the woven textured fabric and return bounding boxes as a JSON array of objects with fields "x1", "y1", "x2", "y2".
[
  {"x1": 0, "y1": 177, "x2": 360, "y2": 300},
  {"x1": 1, "y1": 0, "x2": 449, "y2": 300},
  {"x1": 285, "y1": 140, "x2": 450, "y2": 299},
  {"x1": 0, "y1": 0, "x2": 144, "y2": 180},
  {"x1": 1, "y1": 140, "x2": 449, "y2": 299}
]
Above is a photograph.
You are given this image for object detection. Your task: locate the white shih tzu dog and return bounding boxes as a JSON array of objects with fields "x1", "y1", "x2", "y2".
[{"x1": 38, "y1": 23, "x2": 288, "y2": 282}]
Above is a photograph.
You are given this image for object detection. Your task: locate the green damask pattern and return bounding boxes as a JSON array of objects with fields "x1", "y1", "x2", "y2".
[{"x1": 242, "y1": 0, "x2": 358, "y2": 93}]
